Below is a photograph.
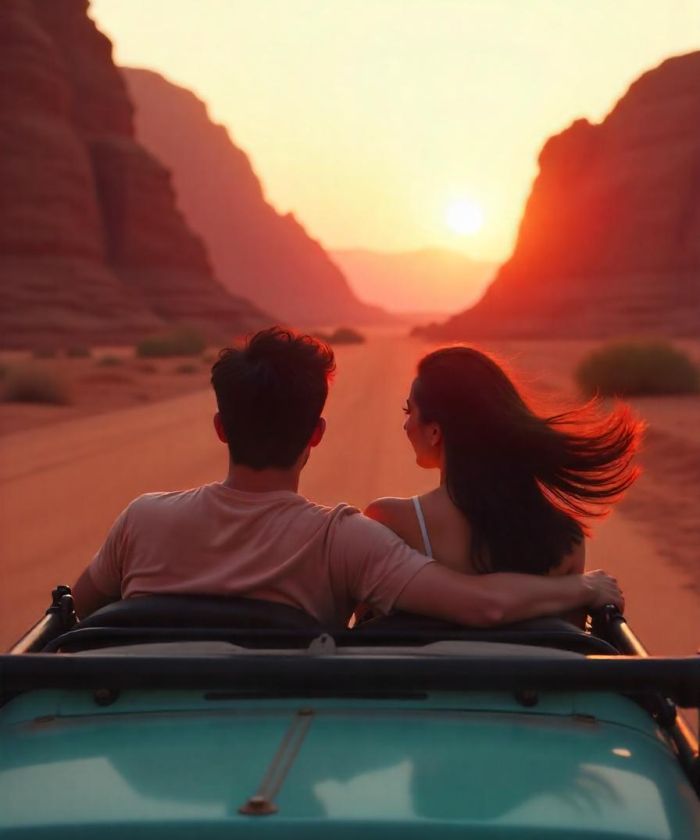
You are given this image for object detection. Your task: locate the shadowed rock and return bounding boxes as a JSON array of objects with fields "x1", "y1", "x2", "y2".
[
  {"x1": 123, "y1": 67, "x2": 393, "y2": 327},
  {"x1": 0, "y1": 0, "x2": 269, "y2": 349}
]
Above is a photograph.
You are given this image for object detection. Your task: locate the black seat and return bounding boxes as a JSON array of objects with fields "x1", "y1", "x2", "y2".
[
  {"x1": 45, "y1": 595, "x2": 328, "y2": 653},
  {"x1": 350, "y1": 611, "x2": 619, "y2": 655},
  {"x1": 80, "y1": 595, "x2": 324, "y2": 631}
]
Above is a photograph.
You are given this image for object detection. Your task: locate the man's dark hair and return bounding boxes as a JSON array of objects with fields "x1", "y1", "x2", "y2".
[{"x1": 211, "y1": 326, "x2": 336, "y2": 469}]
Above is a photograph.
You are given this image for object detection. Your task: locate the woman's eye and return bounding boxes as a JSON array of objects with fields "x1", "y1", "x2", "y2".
[{"x1": 402, "y1": 403, "x2": 410, "y2": 415}]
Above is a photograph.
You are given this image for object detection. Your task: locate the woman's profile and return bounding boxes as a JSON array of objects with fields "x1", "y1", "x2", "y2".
[{"x1": 365, "y1": 346, "x2": 642, "y2": 619}]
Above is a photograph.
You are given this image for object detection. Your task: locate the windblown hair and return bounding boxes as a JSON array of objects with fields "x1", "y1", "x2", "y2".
[
  {"x1": 413, "y1": 346, "x2": 643, "y2": 574},
  {"x1": 211, "y1": 326, "x2": 335, "y2": 469}
]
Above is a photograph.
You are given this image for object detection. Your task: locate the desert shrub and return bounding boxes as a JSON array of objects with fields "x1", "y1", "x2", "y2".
[
  {"x1": 576, "y1": 341, "x2": 700, "y2": 397},
  {"x1": 32, "y1": 347, "x2": 56, "y2": 359},
  {"x1": 0, "y1": 363, "x2": 7, "y2": 380},
  {"x1": 313, "y1": 327, "x2": 366, "y2": 345},
  {"x1": 174, "y1": 363, "x2": 198, "y2": 375},
  {"x1": 97, "y1": 355, "x2": 123, "y2": 367},
  {"x1": 2, "y1": 366, "x2": 70, "y2": 404},
  {"x1": 134, "y1": 361, "x2": 158, "y2": 374},
  {"x1": 66, "y1": 345, "x2": 91, "y2": 358},
  {"x1": 82, "y1": 371, "x2": 133, "y2": 386},
  {"x1": 136, "y1": 327, "x2": 207, "y2": 358}
]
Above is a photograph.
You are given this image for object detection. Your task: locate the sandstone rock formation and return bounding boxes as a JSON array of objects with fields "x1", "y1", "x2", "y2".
[
  {"x1": 0, "y1": 0, "x2": 269, "y2": 349},
  {"x1": 416, "y1": 52, "x2": 700, "y2": 340},
  {"x1": 123, "y1": 68, "x2": 392, "y2": 327}
]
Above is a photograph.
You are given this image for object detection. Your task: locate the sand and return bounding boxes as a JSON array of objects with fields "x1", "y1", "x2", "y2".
[
  {"x1": 0, "y1": 350, "x2": 215, "y2": 438},
  {"x1": 1, "y1": 333, "x2": 698, "y2": 657}
]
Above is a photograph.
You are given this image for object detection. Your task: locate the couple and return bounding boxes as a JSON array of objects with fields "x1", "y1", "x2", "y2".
[{"x1": 73, "y1": 326, "x2": 640, "y2": 626}]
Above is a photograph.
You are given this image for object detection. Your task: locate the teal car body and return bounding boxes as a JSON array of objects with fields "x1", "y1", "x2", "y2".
[
  {"x1": 1, "y1": 687, "x2": 699, "y2": 838},
  {"x1": 1, "y1": 594, "x2": 699, "y2": 838}
]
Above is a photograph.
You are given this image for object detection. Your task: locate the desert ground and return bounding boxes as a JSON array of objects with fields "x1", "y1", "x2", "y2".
[{"x1": 0, "y1": 333, "x2": 698, "y2": 656}]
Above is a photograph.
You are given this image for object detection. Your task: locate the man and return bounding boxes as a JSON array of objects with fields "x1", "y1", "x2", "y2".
[{"x1": 73, "y1": 327, "x2": 623, "y2": 624}]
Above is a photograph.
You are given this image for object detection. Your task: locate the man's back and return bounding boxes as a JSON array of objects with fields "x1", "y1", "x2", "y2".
[{"x1": 88, "y1": 482, "x2": 432, "y2": 626}]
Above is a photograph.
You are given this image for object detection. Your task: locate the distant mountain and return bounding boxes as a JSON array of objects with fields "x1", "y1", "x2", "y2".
[
  {"x1": 0, "y1": 0, "x2": 269, "y2": 349},
  {"x1": 123, "y1": 68, "x2": 392, "y2": 327},
  {"x1": 416, "y1": 52, "x2": 700, "y2": 340},
  {"x1": 331, "y1": 249, "x2": 495, "y2": 314}
]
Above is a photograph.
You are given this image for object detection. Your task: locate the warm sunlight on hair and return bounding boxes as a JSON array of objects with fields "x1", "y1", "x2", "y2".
[{"x1": 445, "y1": 198, "x2": 484, "y2": 236}]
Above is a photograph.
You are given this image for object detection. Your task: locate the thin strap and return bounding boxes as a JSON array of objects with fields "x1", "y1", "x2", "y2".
[{"x1": 412, "y1": 496, "x2": 433, "y2": 558}]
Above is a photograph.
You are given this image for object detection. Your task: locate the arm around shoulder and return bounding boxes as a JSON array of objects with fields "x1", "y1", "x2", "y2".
[{"x1": 394, "y1": 562, "x2": 622, "y2": 627}]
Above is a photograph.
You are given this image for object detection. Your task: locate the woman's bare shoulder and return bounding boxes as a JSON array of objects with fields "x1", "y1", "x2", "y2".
[
  {"x1": 364, "y1": 496, "x2": 414, "y2": 528},
  {"x1": 364, "y1": 496, "x2": 423, "y2": 545}
]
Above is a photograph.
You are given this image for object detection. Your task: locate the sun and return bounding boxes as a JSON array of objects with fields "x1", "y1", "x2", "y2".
[{"x1": 445, "y1": 198, "x2": 484, "y2": 235}]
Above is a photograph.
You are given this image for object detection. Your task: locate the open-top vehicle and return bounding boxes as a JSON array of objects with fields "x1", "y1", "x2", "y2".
[{"x1": 1, "y1": 587, "x2": 699, "y2": 839}]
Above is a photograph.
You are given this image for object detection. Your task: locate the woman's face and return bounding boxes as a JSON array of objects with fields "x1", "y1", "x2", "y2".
[{"x1": 404, "y1": 379, "x2": 442, "y2": 469}]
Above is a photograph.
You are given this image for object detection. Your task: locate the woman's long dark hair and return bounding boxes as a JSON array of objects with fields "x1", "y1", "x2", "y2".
[{"x1": 413, "y1": 346, "x2": 643, "y2": 574}]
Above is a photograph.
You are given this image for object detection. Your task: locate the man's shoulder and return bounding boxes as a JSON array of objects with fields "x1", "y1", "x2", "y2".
[{"x1": 125, "y1": 484, "x2": 214, "y2": 517}]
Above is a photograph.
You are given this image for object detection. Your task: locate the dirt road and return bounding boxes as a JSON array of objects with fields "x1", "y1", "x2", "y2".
[{"x1": 1, "y1": 334, "x2": 698, "y2": 655}]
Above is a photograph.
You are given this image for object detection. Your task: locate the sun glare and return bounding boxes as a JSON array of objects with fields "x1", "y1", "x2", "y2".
[{"x1": 445, "y1": 198, "x2": 484, "y2": 236}]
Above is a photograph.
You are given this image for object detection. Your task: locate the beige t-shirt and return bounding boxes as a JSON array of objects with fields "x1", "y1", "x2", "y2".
[{"x1": 88, "y1": 482, "x2": 433, "y2": 627}]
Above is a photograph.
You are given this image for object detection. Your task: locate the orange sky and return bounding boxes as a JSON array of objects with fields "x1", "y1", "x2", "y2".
[{"x1": 91, "y1": 0, "x2": 699, "y2": 262}]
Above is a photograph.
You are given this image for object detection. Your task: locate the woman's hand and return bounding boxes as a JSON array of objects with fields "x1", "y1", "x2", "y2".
[{"x1": 582, "y1": 569, "x2": 624, "y2": 612}]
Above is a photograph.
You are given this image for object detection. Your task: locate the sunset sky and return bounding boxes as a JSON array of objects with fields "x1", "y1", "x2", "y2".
[{"x1": 91, "y1": 1, "x2": 700, "y2": 263}]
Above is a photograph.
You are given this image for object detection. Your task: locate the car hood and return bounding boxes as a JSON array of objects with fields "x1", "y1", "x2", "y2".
[{"x1": 1, "y1": 689, "x2": 698, "y2": 839}]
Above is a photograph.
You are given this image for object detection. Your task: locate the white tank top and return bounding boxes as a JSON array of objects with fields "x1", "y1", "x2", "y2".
[{"x1": 412, "y1": 496, "x2": 433, "y2": 558}]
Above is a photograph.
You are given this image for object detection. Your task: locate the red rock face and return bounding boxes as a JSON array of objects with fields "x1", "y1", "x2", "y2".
[
  {"x1": 417, "y1": 52, "x2": 700, "y2": 340},
  {"x1": 122, "y1": 68, "x2": 392, "y2": 326},
  {"x1": 0, "y1": 0, "x2": 268, "y2": 348}
]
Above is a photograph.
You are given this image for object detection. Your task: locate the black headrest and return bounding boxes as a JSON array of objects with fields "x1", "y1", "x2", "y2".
[
  {"x1": 352, "y1": 611, "x2": 619, "y2": 655},
  {"x1": 80, "y1": 595, "x2": 325, "y2": 632}
]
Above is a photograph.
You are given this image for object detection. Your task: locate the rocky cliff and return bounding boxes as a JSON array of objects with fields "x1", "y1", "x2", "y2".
[
  {"x1": 0, "y1": 0, "x2": 269, "y2": 349},
  {"x1": 123, "y1": 67, "x2": 392, "y2": 327},
  {"x1": 416, "y1": 52, "x2": 700, "y2": 340}
]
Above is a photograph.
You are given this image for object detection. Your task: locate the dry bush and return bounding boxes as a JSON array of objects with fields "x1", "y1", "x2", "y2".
[
  {"x1": 97, "y1": 355, "x2": 124, "y2": 367},
  {"x1": 134, "y1": 361, "x2": 158, "y2": 374},
  {"x1": 576, "y1": 341, "x2": 700, "y2": 396},
  {"x1": 136, "y1": 327, "x2": 207, "y2": 358},
  {"x1": 2, "y1": 365, "x2": 70, "y2": 404},
  {"x1": 315, "y1": 327, "x2": 366, "y2": 345},
  {"x1": 66, "y1": 345, "x2": 91, "y2": 358},
  {"x1": 32, "y1": 347, "x2": 57, "y2": 359},
  {"x1": 174, "y1": 363, "x2": 199, "y2": 375}
]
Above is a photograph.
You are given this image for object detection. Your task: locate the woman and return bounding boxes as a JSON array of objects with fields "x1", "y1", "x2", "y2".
[{"x1": 365, "y1": 346, "x2": 642, "y2": 601}]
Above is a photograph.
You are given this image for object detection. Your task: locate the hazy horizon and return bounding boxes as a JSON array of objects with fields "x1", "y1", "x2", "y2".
[{"x1": 92, "y1": 1, "x2": 700, "y2": 263}]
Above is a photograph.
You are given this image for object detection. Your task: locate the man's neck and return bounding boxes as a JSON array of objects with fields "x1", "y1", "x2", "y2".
[{"x1": 223, "y1": 463, "x2": 301, "y2": 494}]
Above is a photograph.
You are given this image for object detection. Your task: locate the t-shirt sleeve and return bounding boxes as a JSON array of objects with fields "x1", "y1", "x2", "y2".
[
  {"x1": 88, "y1": 506, "x2": 131, "y2": 598},
  {"x1": 329, "y1": 507, "x2": 434, "y2": 614}
]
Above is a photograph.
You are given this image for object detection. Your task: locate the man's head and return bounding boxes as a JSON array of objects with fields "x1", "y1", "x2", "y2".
[{"x1": 211, "y1": 326, "x2": 336, "y2": 470}]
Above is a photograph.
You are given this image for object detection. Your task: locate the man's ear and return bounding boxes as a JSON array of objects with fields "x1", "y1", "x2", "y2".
[
  {"x1": 309, "y1": 417, "x2": 326, "y2": 448},
  {"x1": 213, "y1": 412, "x2": 228, "y2": 443}
]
